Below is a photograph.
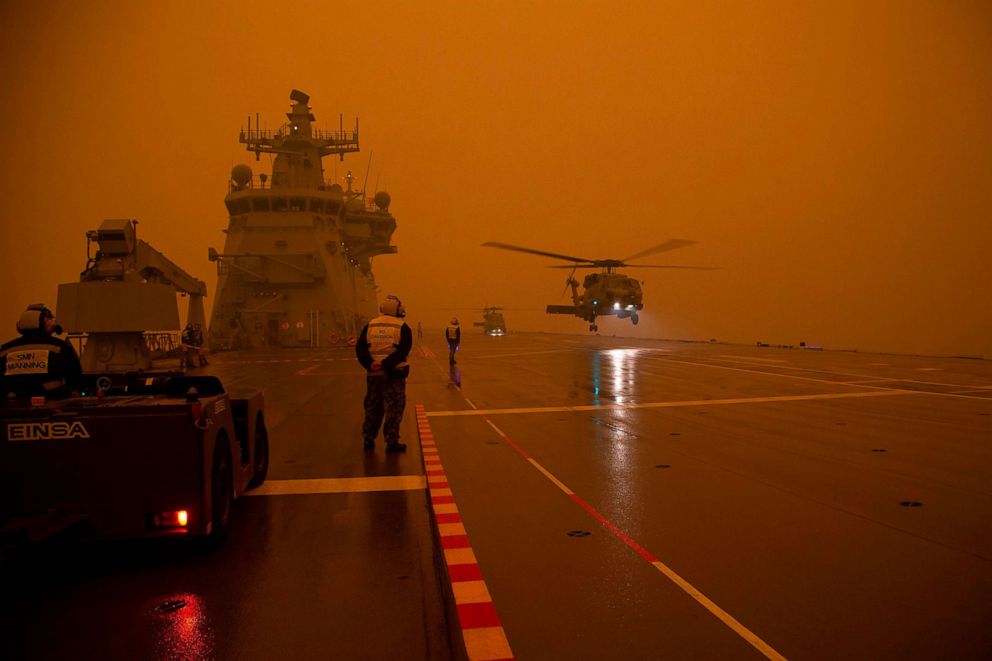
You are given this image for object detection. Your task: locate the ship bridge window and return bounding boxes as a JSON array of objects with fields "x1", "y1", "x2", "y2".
[
  {"x1": 325, "y1": 201, "x2": 340, "y2": 215},
  {"x1": 310, "y1": 198, "x2": 325, "y2": 212},
  {"x1": 290, "y1": 198, "x2": 306, "y2": 211},
  {"x1": 272, "y1": 197, "x2": 288, "y2": 212},
  {"x1": 252, "y1": 197, "x2": 270, "y2": 212},
  {"x1": 225, "y1": 198, "x2": 251, "y2": 215}
]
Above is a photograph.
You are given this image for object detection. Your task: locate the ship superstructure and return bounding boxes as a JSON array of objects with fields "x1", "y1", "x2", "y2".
[{"x1": 208, "y1": 89, "x2": 396, "y2": 350}]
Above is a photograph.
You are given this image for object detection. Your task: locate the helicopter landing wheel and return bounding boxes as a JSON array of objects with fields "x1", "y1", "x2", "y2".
[{"x1": 631, "y1": 314, "x2": 639, "y2": 326}]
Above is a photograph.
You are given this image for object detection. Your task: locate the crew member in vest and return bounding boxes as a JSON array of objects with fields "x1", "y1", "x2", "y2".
[
  {"x1": 356, "y1": 294, "x2": 412, "y2": 452},
  {"x1": 0, "y1": 304, "x2": 83, "y2": 399},
  {"x1": 445, "y1": 317, "x2": 461, "y2": 364}
]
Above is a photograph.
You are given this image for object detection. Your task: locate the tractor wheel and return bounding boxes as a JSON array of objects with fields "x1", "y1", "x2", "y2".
[
  {"x1": 206, "y1": 435, "x2": 233, "y2": 546},
  {"x1": 247, "y1": 418, "x2": 269, "y2": 489}
]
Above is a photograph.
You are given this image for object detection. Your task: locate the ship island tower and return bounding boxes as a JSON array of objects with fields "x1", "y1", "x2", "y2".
[{"x1": 208, "y1": 90, "x2": 396, "y2": 350}]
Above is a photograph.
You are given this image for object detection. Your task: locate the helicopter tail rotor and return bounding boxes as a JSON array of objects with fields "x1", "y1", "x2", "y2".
[{"x1": 560, "y1": 266, "x2": 578, "y2": 299}]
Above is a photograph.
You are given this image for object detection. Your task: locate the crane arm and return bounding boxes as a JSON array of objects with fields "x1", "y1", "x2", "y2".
[{"x1": 134, "y1": 241, "x2": 208, "y2": 297}]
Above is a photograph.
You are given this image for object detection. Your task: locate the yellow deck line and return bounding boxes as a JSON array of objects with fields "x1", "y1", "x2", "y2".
[
  {"x1": 659, "y1": 354, "x2": 989, "y2": 391},
  {"x1": 247, "y1": 475, "x2": 426, "y2": 496},
  {"x1": 427, "y1": 389, "x2": 911, "y2": 417}
]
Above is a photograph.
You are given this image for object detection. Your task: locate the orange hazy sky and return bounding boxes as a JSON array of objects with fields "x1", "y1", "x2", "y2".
[{"x1": 1, "y1": 0, "x2": 989, "y2": 357}]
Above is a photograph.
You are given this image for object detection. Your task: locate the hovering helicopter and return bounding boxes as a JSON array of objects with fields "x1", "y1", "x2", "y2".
[
  {"x1": 472, "y1": 306, "x2": 507, "y2": 336},
  {"x1": 481, "y1": 240, "x2": 715, "y2": 332}
]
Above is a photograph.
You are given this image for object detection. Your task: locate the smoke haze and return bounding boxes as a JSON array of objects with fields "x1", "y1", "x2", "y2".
[{"x1": 1, "y1": 0, "x2": 989, "y2": 357}]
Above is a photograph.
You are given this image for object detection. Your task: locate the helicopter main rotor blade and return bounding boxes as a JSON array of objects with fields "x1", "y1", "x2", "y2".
[
  {"x1": 482, "y1": 242, "x2": 595, "y2": 264},
  {"x1": 548, "y1": 263, "x2": 718, "y2": 270},
  {"x1": 623, "y1": 239, "x2": 697, "y2": 263},
  {"x1": 625, "y1": 264, "x2": 720, "y2": 270}
]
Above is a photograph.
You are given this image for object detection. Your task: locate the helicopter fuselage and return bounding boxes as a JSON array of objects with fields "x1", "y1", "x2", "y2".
[
  {"x1": 580, "y1": 273, "x2": 643, "y2": 312},
  {"x1": 546, "y1": 272, "x2": 643, "y2": 328},
  {"x1": 471, "y1": 307, "x2": 507, "y2": 335}
]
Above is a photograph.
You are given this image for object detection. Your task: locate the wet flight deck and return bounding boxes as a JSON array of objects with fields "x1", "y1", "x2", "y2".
[{"x1": 3, "y1": 332, "x2": 990, "y2": 660}]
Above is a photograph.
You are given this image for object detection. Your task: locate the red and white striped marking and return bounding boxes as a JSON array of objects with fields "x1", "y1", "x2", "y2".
[{"x1": 416, "y1": 404, "x2": 514, "y2": 661}]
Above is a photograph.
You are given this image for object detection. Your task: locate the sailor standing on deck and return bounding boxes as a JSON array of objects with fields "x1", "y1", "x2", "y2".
[
  {"x1": 445, "y1": 318, "x2": 461, "y2": 364},
  {"x1": 356, "y1": 295, "x2": 412, "y2": 452},
  {"x1": 0, "y1": 304, "x2": 83, "y2": 399}
]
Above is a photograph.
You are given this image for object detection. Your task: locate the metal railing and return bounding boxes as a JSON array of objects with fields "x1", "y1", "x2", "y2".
[
  {"x1": 66, "y1": 332, "x2": 182, "y2": 355},
  {"x1": 239, "y1": 127, "x2": 359, "y2": 144}
]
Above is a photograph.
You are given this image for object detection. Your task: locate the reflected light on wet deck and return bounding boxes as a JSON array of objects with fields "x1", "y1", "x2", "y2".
[
  {"x1": 155, "y1": 593, "x2": 214, "y2": 659},
  {"x1": 605, "y1": 348, "x2": 642, "y2": 405}
]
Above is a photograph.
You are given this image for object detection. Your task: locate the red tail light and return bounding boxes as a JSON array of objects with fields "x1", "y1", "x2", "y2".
[{"x1": 152, "y1": 510, "x2": 190, "y2": 529}]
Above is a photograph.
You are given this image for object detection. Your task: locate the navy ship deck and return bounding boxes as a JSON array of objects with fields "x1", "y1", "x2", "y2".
[{"x1": 3, "y1": 332, "x2": 990, "y2": 659}]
